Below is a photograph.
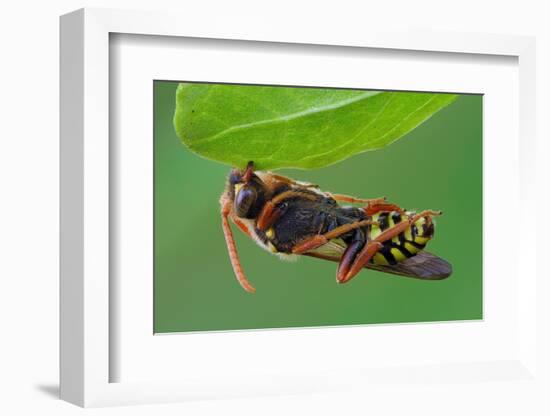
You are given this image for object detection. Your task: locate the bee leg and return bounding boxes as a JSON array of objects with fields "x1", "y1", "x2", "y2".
[
  {"x1": 269, "y1": 173, "x2": 319, "y2": 189},
  {"x1": 256, "y1": 201, "x2": 278, "y2": 231},
  {"x1": 337, "y1": 242, "x2": 384, "y2": 284},
  {"x1": 291, "y1": 234, "x2": 330, "y2": 254},
  {"x1": 233, "y1": 217, "x2": 253, "y2": 237},
  {"x1": 340, "y1": 220, "x2": 413, "y2": 283},
  {"x1": 410, "y1": 210, "x2": 443, "y2": 221},
  {"x1": 328, "y1": 193, "x2": 406, "y2": 215},
  {"x1": 328, "y1": 193, "x2": 387, "y2": 205},
  {"x1": 364, "y1": 202, "x2": 406, "y2": 216},
  {"x1": 292, "y1": 219, "x2": 377, "y2": 254},
  {"x1": 257, "y1": 190, "x2": 317, "y2": 231},
  {"x1": 339, "y1": 210, "x2": 442, "y2": 283},
  {"x1": 221, "y1": 199, "x2": 256, "y2": 293},
  {"x1": 336, "y1": 229, "x2": 366, "y2": 282}
]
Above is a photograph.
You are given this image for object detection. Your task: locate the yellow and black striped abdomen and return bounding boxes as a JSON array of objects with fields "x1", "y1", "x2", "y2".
[{"x1": 368, "y1": 211, "x2": 434, "y2": 266}]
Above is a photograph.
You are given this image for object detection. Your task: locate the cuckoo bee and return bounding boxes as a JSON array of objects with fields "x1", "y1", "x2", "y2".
[{"x1": 220, "y1": 161, "x2": 452, "y2": 293}]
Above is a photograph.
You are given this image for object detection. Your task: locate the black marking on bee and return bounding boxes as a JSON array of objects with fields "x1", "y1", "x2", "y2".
[
  {"x1": 391, "y1": 212, "x2": 407, "y2": 244},
  {"x1": 379, "y1": 244, "x2": 398, "y2": 265},
  {"x1": 407, "y1": 240, "x2": 427, "y2": 250},
  {"x1": 424, "y1": 222, "x2": 435, "y2": 238},
  {"x1": 378, "y1": 212, "x2": 390, "y2": 231},
  {"x1": 391, "y1": 211, "x2": 402, "y2": 224},
  {"x1": 393, "y1": 242, "x2": 414, "y2": 258},
  {"x1": 411, "y1": 223, "x2": 418, "y2": 239}
]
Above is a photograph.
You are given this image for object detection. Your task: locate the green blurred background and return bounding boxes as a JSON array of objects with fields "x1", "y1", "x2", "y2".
[{"x1": 154, "y1": 81, "x2": 482, "y2": 333}]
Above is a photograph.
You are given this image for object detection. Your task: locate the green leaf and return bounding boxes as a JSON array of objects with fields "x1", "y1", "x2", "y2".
[{"x1": 174, "y1": 83, "x2": 457, "y2": 170}]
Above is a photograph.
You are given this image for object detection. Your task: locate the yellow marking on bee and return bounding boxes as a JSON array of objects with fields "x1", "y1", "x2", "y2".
[
  {"x1": 266, "y1": 228, "x2": 275, "y2": 239},
  {"x1": 373, "y1": 253, "x2": 389, "y2": 265},
  {"x1": 234, "y1": 183, "x2": 243, "y2": 194},
  {"x1": 415, "y1": 236, "x2": 430, "y2": 245},
  {"x1": 391, "y1": 247, "x2": 407, "y2": 262},
  {"x1": 404, "y1": 242, "x2": 421, "y2": 254},
  {"x1": 369, "y1": 216, "x2": 382, "y2": 240},
  {"x1": 370, "y1": 228, "x2": 382, "y2": 240},
  {"x1": 415, "y1": 217, "x2": 426, "y2": 236},
  {"x1": 267, "y1": 242, "x2": 278, "y2": 253},
  {"x1": 404, "y1": 227, "x2": 413, "y2": 240}
]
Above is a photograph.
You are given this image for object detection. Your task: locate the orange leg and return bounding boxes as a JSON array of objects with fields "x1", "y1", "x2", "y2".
[
  {"x1": 364, "y1": 202, "x2": 405, "y2": 216},
  {"x1": 338, "y1": 210, "x2": 442, "y2": 283},
  {"x1": 337, "y1": 242, "x2": 384, "y2": 283},
  {"x1": 328, "y1": 193, "x2": 386, "y2": 205},
  {"x1": 327, "y1": 192, "x2": 405, "y2": 215},
  {"x1": 292, "y1": 219, "x2": 377, "y2": 254},
  {"x1": 257, "y1": 190, "x2": 317, "y2": 231},
  {"x1": 233, "y1": 217, "x2": 252, "y2": 237},
  {"x1": 409, "y1": 210, "x2": 442, "y2": 222},
  {"x1": 271, "y1": 190, "x2": 318, "y2": 205},
  {"x1": 221, "y1": 199, "x2": 256, "y2": 293},
  {"x1": 269, "y1": 173, "x2": 319, "y2": 189}
]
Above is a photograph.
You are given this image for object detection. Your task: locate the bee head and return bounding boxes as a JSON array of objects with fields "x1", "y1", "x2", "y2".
[{"x1": 228, "y1": 162, "x2": 267, "y2": 219}]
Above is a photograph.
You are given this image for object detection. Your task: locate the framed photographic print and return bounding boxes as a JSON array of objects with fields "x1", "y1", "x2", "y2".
[
  {"x1": 154, "y1": 81, "x2": 477, "y2": 333},
  {"x1": 60, "y1": 7, "x2": 541, "y2": 409}
]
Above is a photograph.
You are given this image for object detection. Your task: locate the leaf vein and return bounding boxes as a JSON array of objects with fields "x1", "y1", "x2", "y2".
[{"x1": 191, "y1": 91, "x2": 381, "y2": 146}]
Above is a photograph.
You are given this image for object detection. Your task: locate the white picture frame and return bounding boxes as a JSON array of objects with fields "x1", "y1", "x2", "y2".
[{"x1": 60, "y1": 7, "x2": 540, "y2": 408}]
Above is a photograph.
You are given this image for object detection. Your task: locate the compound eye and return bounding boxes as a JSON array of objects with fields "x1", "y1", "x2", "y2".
[{"x1": 234, "y1": 186, "x2": 257, "y2": 217}]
